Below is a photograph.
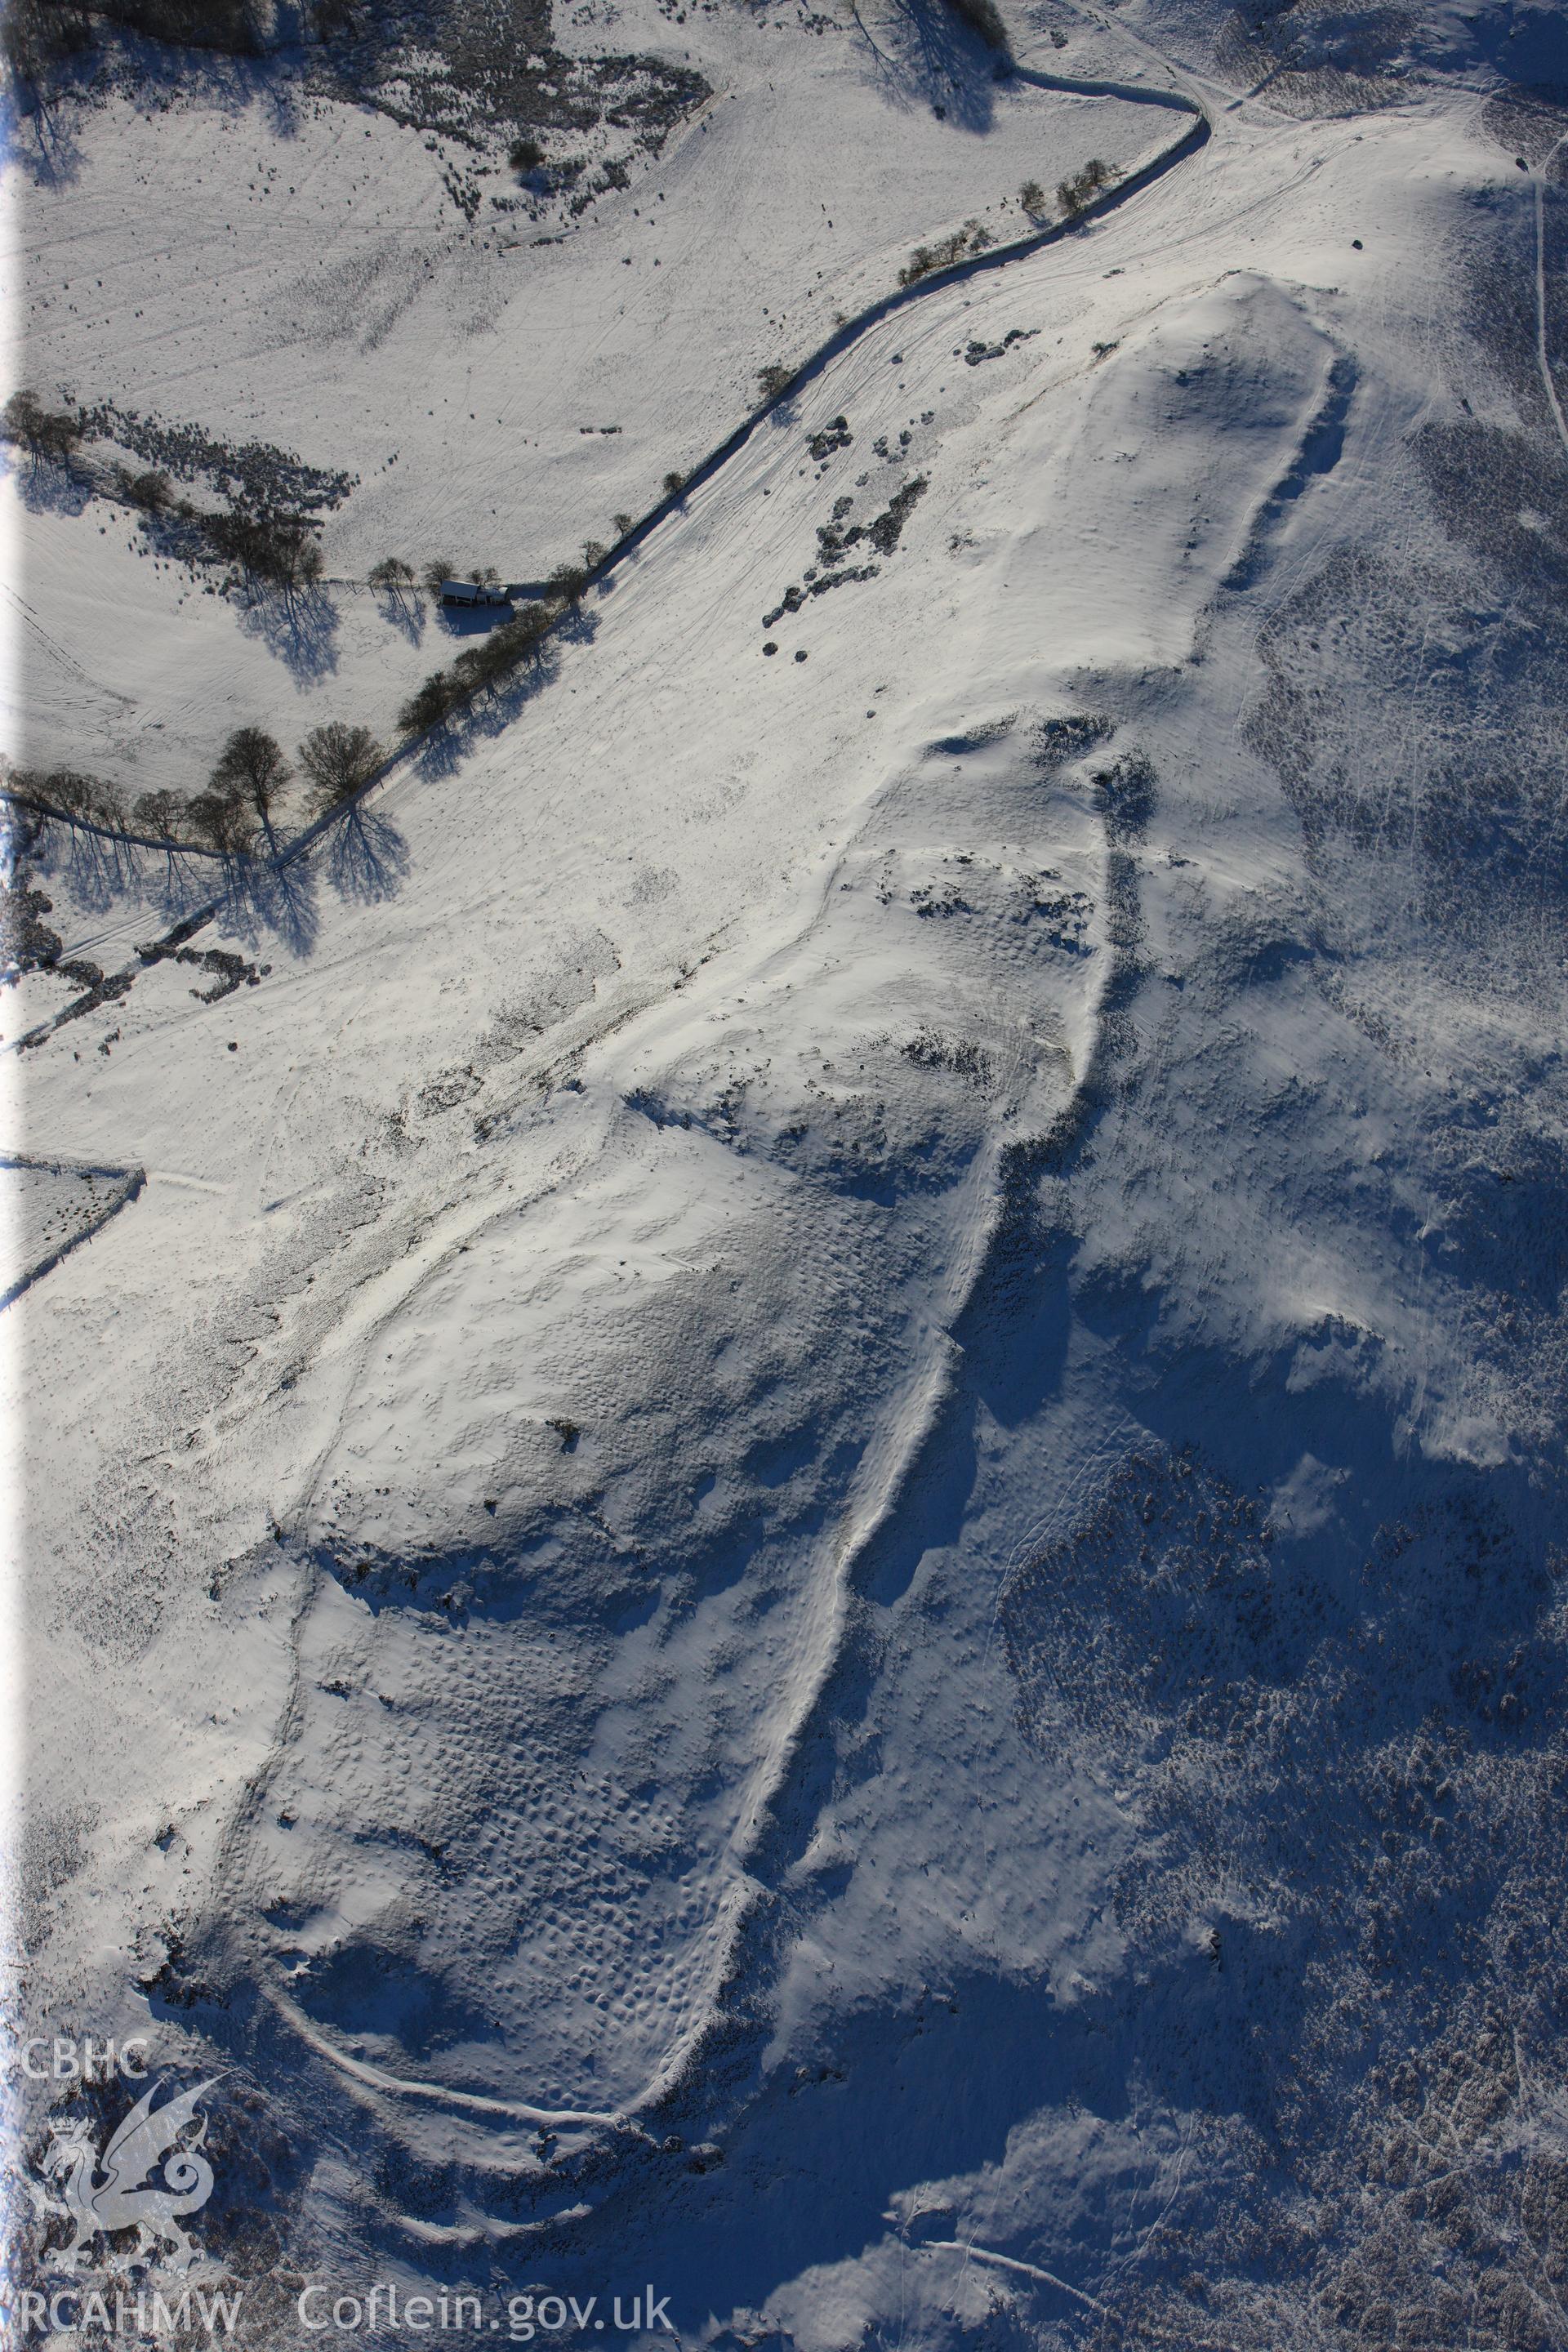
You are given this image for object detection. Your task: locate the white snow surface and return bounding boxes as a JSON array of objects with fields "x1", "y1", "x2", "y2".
[
  {"x1": 5, "y1": 0, "x2": 1162, "y2": 792},
  {"x1": 10, "y1": 1, "x2": 1568, "y2": 2343}
]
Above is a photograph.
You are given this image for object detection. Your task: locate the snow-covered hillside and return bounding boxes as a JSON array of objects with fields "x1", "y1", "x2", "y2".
[{"x1": 9, "y1": 0, "x2": 1568, "y2": 2343}]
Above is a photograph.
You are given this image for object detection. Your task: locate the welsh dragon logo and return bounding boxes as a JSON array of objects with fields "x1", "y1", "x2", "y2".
[{"x1": 33, "y1": 2078, "x2": 221, "y2": 2274}]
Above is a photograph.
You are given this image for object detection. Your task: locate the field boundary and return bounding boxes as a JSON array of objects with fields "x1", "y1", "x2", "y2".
[{"x1": 0, "y1": 1149, "x2": 146, "y2": 1311}]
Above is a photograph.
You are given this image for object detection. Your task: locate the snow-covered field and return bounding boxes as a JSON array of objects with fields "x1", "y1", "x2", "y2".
[
  {"x1": 9, "y1": 0, "x2": 1568, "y2": 2341},
  {"x1": 4, "y1": 0, "x2": 1162, "y2": 795}
]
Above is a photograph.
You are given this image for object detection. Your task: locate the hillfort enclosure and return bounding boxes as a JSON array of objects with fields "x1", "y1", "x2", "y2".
[{"x1": 7, "y1": 0, "x2": 1568, "y2": 2341}]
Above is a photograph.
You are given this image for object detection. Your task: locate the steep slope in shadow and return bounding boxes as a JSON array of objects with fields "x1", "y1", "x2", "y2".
[{"x1": 551, "y1": 147, "x2": 1568, "y2": 2352}]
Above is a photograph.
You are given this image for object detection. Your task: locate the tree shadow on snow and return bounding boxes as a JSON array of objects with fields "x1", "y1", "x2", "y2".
[
  {"x1": 42, "y1": 824, "x2": 149, "y2": 918},
  {"x1": 101, "y1": 31, "x2": 292, "y2": 127},
  {"x1": 374, "y1": 585, "x2": 427, "y2": 649},
  {"x1": 220, "y1": 847, "x2": 323, "y2": 959},
  {"x1": 5, "y1": 89, "x2": 88, "y2": 189},
  {"x1": 215, "y1": 804, "x2": 409, "y2": 947},
  {"x1": 847, "y1": 0, "x2": 1002, "y2": 132},
  {"x1": 434, "y1": 604, "x2": 511, "y2": 644},
  {"x1": 325, "y1": 804, "x2": 409, "y2": 907},
  {"x1": 400, "y1": 625, "x2": 581, "y2": 781},
  {"x1": 237, "y1": 583, "x2": 341, "y2": 684},
  {"x1": 6, "y1": 449, "x2": 96, "y2": 521},
  {"x1": 24, "y1": 817, "x2": 222, "y2": 929}
]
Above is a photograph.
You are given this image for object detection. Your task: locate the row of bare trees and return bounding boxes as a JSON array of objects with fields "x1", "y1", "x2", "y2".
[
  {"x1": 204, "y1": 507, "x2": 325, "y2": 595},
  {"x1": 190, "y1": 724, "x2": 385, "y2": 856},
  {"x1": 370, "y1": 510, "x2": 662, "y2": 617},
  {"x1": 5, "y1": 399, "x2": 661, "y2": 618},
  {"x1": 390, "y1": 560, "x2": 603, "y2": 737},
  {"x1": 1056, "y1": 158, "x2": 1114, "y2": 216},
  {"x1": 4, "y1": 390, "x2": 326, "y2": 597},
  {"x1": 185, "y1": 722, "x2": 381, "y2": 850},
  {"x1": 6, "y1": 723, "x2": 383, "y2": 858}
]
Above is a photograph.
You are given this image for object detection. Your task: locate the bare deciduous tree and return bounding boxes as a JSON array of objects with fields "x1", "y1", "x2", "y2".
[
  {"x1": 397, "y1": 676, "x2": 457, "y2": 737},
  {"x1": 546, "y1": 560, "x2": 589, "y2": 604},
  {"x1": 212, "y1": 726, "x2": 292, "y2": 846},
  {"x1": 187, "y1": 788, "x2": 259, "y2": 858},
  {"x1": 1057, "y1": 158, "x2": 1111, "y2": 217},
  {"x1": 946, "y1": 0, "x2": 1008, "y2": 51},
  {"x1": 115, "y1": 464, "x2": 174, "y2": 511},
  {"x1": 300, "y1": 721, "x2": 384, "y2": 808},
  {"x1": 132, "y1": 789, "x2": 184, "y2": 842},
  {"x1": 3, "y1": 389, "x2": 82, "y2": 467},
  {"x1": 3, "y1": 0, "x2": 91, "y2": 103}
]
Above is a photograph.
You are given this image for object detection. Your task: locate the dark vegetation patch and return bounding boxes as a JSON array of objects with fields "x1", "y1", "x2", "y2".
[
  {"x1": 761, "y1": 567, "x2": 879, "y2": 630},
  {"x1": 16, "y1": 960, "x2": 135, "y2": 1036},
  {"x1": 1091, "y1": 748, "x2": 1159, "y2": 844},
  {"x1": 907, "y1": 876, "x2": 971, "y2": 918},
  {"x1": 902, "y1": 1027, "x2": 995, "y2": 1084},
  {"x1": 1480, "y1": 81, "x2": 1568, "y2": 169},
  {"x1": 1002, "y1": 1446, "x2": 1568, "y2": 2345},
  {"x1": 134, "y1": 1923, "x2": 225, "y2": 2008},
  {"x1": 1004, "y1": 1445, "x2": 1288, "y2": 1767},
  {"x1": 310, "y1": 0, "x2": 707, "y2": 168},
  {"x1": 5, "y1": 0, "x2": 709, "y2": 225},
  {"x1": 16, "y1": 1802, "x2": 95, "y2": 1953},
  {"x1": 1208, "y1": 0, "x2": 1416, "y2": 115},
  {"x1": 1261, "y1": 494, "x2": 1568, "y2": 1481},
  {"x1": 760, "y1": 475, "x2": 928, "y2": 631},
  {"x1": 1245, "y1": 411, "x2": 1568, "y2": 937},
  {"x1": 1014, "y1": 869, "x2": 1093, "y2": 950},
  {"x1": 4, "y1": 390, "x2": 331, "y2": 596},
  {"x1": 960, "y1": 325, "x2": 1038, "y2": 366},
  {"x1": 0, "y1": 878, "x2": 104, "y2": 993},
  {"x1": 1034, "y1": 712, "x2": 1114, "y2": 767},
  {"x1": 74, "y1": 396, "x2": 354, "y2": 514},
  {"x1": 864, "y1": 474, "x2": 928, "y2": 553},
  {"x1": 138, "y1": 938, "x2": 270, "y2": 1002},
  {"x1": 898, "y1": 217, "x2": 992, "y2": 287},
  {"x1": 806, "y1": 416, "x2": 853, "y2": 461},
  {"x1": 929, "y1": 717, "x2": 1013, "y2": 755},
  {"x1": 14, "y1": 0, "x2": 269, "y2": 60},
  {"x1": 813, "y1": 473, "x2": 929, "y2": 561}
]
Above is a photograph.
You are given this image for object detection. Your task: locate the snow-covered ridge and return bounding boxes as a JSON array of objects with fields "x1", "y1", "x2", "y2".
[{"x1": 11, "y1": 0, "x2": 1568, "y2": 2339}]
